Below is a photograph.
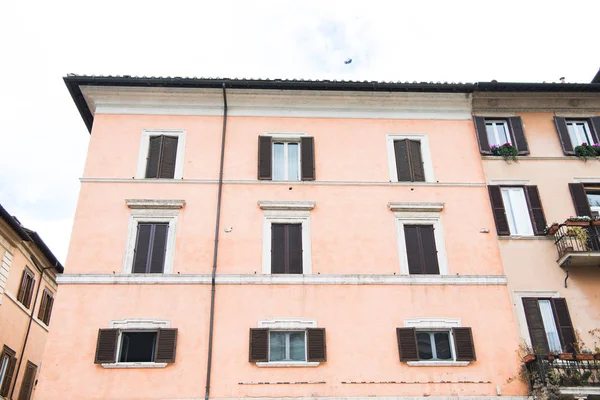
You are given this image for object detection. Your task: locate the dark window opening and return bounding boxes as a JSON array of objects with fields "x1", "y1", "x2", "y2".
[
  {"x1": 416, "y1": 331, "x2": 452, "y2": 360},
  {"x1": 119, "y1": 332, "x2": 158, "y2": 363}
]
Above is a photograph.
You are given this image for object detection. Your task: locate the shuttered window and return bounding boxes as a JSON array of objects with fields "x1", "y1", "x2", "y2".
[
  {"x1": 404, "y1": 225, "x2": 439, "y2": 274},
  {"x1": 271, "y1": 224, "x2": 303, "y2": 274},
  {"x1": 17, "y1": 269, "x2": 35, "y2": 309},
  {"x1": 474, "y1": 116, "x2": 529, "y2": 155},
  {"x1": 555, "y1": 117, "x2": 600, "y2": 155},
  {"x1": 394, "y1": 139, "x2": 425, "y2": 182},
  {"x1": 132, "y1": 223, "x2": 169, "y2": 274},
  {"x1": 145, "y1": 135, "x2": 179, "y2": 179},
  {"x1": 17, "y1": 361, "x2": 37, "y2": 400},
  {"x1": 94, "y1": 328, "x2": 178, "y2": 364},
  {"x1": 397, "y1": 327, "x2": 476, "y2": 362},
  {"x1": 37, "y1": 289, "x2": 54, "y2": 326},
  {"x1": 522, "y1": 297, "x2": 575, "y2": 354},
  {"x1": 249, "y1": 328, "x2": 326, "y2": 363},
  {"x1": 0, "y1": 345, "x2": 17, "y2": 397},
  {"x1": 258, "y1": 136, "x2": 315, "y2": 181},
  {"x1": 488, "y1": 185, "x2": 547, "y2": 236}
]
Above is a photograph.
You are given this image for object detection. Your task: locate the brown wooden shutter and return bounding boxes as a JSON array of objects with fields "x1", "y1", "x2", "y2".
[
  {"x1": 44, "y1": 293, "x2": 54, "y2": 325},
  {"x1": 258, "y1": 136, "x2": 272, "y2": 180},
  {"x1": 554, "y1": 117, "x2": 574, "y2": 155},
  {"x1": 394, "y1": 140, "x2": 412, "y2": 182},
  {"x1": 396, "y1": 328, "x2": 419, "y2": 361},
  {"x1": 590, "y1": 117, "x2": 600, "y2": 144},
  {"x1": 404, "y1": 225, "x2": 439, "y2": 275},
  {"x1": 94, "y1": 329, "x2": 119, "y2": 364},
  {"x1": 301, "y1": 136, "x2": 315, "y2": 181},
  {"x1": 524, "y1": 186, "x2": 547, "y2": 236},
  {"x1": 17, "y1": 361, "x2": 37, "y2": 400},
  {"x1": 473, "y1": 117, "x2": 491, "y2": 154},
  {"x1": 17, "y1": 270, "x2": 28, "y2": 304},
  {"x1": 488, "y1": 186, "x2": 510, "y2": 236},
  {"x1": 404, "y1": 225, "x2": 423, "y2": 274},
  {"x1": 271, "y1": 224, "x2": 285, "y2": 274},
  {"x1": 0, "y1": 346, "x2": 16, "y2": 397},
  {"x1": 23, "y1": 275, "x2": 35, "y2": 309},
  {"x1": 149, "y1": 224, "x2": 168, "y2": 273},
  {"x1": 155, "y1": 328, "x2": 178, "y2": 363},
  {"x1": 307, "y1": 328, "x2": 326, "y2": 362},
  {"x1": 551, "y1": 298, "x2": 576, "y2": 353},
  {"x1": 522, "y1": 298, "x2": 550, "y2": 354},
  {"x1": 569, "y1": 183, "x2": 592, "y2": 217},
  {"x1": 453, "y1": 327, "x2": 476, "y2": 361},
  {"x1": 287, "y1": 224, "x2": 303, "y2": 274},
  {"x1": 145, "y1": 135, "x2": 162, "y2": 178},
  {"x1": 509, "y1": 117, "x2": 529, "y2": 155},
  {"x1": 132, "y1": 224, "x2": 152, "y2": 273},
  {"x1": 408, "y1": 140, "x2": 425, "y2": 182},
  {"x1": 37, "y1": 290, "x2": 48, "y2": 322},
  {"x1": 419, "y1": 225, "x2": 440, "y2": 274},
  {"x1": 249, "y1": 328, "x2": 268, "y2": 362},
  {"x1": 158, "y1": 136, "x2": 178, "y2": 179}
]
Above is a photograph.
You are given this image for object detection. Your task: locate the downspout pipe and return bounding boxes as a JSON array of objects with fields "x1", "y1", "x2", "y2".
[
  {"x1": 10, "y1": 258, "x2": 54, "y2": 400},
  {"x1": 205, "y1": 83, "x2": 227, "y2": 400}
]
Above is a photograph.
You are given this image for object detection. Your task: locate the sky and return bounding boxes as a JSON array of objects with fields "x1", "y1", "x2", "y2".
[{"x1": 0, "y1": 0, "x2": 598, "y2": 265}]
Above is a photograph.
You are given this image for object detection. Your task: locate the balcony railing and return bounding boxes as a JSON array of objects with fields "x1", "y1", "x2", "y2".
[
  {"x1": 552, "y1": 222, "x2": 600, "y2": 268},
  {"x1": 526, "y1": 357, "x2": 600, "y2": 388}
]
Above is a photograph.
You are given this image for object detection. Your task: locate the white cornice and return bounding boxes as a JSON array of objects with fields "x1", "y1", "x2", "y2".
[
  {"x1": 125, "y1": 199, "x2": 185, "y2": 209},
  {"x1": 258, "y1": 200, "x2": 315, "y2": 211},
  {"x1": 473, "y1": 92, "x2": 600, "y2": 112},
  {"x1": 81, "y1": 86, "x2": 473, "y2": 120},
  {"x1": 388, "y1": 202, "x2": 445, "y2": 212}
]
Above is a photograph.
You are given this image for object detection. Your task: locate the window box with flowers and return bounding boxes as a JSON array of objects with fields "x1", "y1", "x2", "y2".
[
  {"x1": 574, "y1": 142, "x2": 600, "y2": 161},
  {"x1": 565, "y1": 216, "x2": 594, "y2": 227},
  {"x1": 491, "y1": 143, "x2": 518, "y2": 162}
]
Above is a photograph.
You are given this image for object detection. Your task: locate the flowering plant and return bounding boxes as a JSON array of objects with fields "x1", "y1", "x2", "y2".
[
  {"x1": 574, "y1": 142, "x2": 598, "y2": 161},
  {"x1": 567, "y1": 216, "x2": 593, "y2": 222},
  {"x1": 491, "y1": 142, "x2": 518, "y2": 162}
]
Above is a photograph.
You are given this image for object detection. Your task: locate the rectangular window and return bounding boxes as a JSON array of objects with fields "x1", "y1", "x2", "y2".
[
  {"x1": 37, "y1": 289, "x2": 54, "y2": 326},
  {"x1": 538, "y1": 300, "x2": 562, "y2": 353},
  {"x1": 145, "y1": 135, "x2": 179, "y2": 179},
  {"x1": 586, "y1": 190, "x2": 600, "y2": 218},
  {"x1": 271, "y1": 223, "x2": 303, "y2": 274},
  {"x1": 393, "y1": 139, "x2": 425, "y2": 182},
  {"x1": 17, "y1": 269, "x2": 35, "y2": 309},
  {"x1": 501, "y1": 187, "x2": 534, "y2": 236},
  {"x1": 403, "y1": 225, "x2": 440, "y2": 274},
  {"x1": 522, "y1": 297, "x2": 575, "y2": 354},
  {"x1": 269, "y1": 331, "x2": 306, "y2": 362},
  {"x1": 485, "y1": 120, "x2": 511, "y2": 147},
  {"x1": 119, "y1": 331, "x2": 158, "y2": 363},
  {"x1": 132, "y1": 223, "x2": 169, "y2": 274},
  {"x1": 416, "y1": 331, "x2": 453, "y2": 360},
  {"x1": 566, "y1": 120, "x2": 595, "y2": 147},
  {"x1": 0, "y1": 354, "x2": 9, "y2": 392},
  {"x1": 273, "y1": 142, "x2": 301, "y2": 181}
]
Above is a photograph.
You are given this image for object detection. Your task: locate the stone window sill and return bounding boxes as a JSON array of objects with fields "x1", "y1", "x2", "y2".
[
  {"x1": 498, "y1": 235, "x2": 552, "y2": 240},
  {"x1": 101, "y1": 362, "x2": 167, "y2": 369},
  {"x1": 407, "y1": 361, "x2": 470, "y2": 367},
  {"x1": 256, "y1": 361, "x2": 320, "y2": 368}
]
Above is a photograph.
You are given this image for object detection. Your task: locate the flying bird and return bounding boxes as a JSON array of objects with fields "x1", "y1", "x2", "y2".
[{"x1": 344, "y1": 58, "x2": 353, "y2": 64}]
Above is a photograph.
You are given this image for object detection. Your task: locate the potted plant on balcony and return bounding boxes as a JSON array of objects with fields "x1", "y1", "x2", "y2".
[
  {"x1": 545, "y1": 223, "x2": 560, "y2": 235},
  {"x1": 575, "y1": 349, "x2": 595, "y2": 361},
  {"x1": 491, "y1": 142, "x2": 518, "y2": 162},
  {"x1": 574, "y1": 142, "x2": 599, "y2": 161},
  {"x1": 565, "y1": 216, "x2": 592, "y2": 226}
]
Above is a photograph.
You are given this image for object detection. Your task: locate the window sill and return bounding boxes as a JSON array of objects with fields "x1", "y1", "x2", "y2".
[
  {"x1": 407, "y1": 361, "x2": 470, "y2": 367},
  {"x1": 498, "y1": 235, "x2": 552, "y2": 240},
  {"x1": 101, "y1": 362, "x2": 167, "y2": 369},
  {"x1": 256, "y1": 361, "x2": 320, "y2": 368}
]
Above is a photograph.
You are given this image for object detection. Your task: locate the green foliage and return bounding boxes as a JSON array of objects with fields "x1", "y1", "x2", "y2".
[{"x1": 491, "y1": 143, "x2": 519, "y2": 162}]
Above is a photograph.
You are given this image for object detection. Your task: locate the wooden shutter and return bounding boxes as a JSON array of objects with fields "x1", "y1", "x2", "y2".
[
  {"x1": 44, "y1": 293, "x2": 54, "y2": 325},
  {"x1": 249, "y1": 328, "x2": 268, "y2": 362},
  {"x1": 408, "y1": 140, "x2": 425, "y2": 182},
  {"x1": 301, "y1": 136, "x2": 315, "y2": 181},
  {"x1": 394, "y1": 140, "x2": 412, "y2": 182},
  {"x1": 509, "y1": 117, "x2": 529, "y2": 155},
  {"x1": 149, "y1": 224, "x2": 168, "y2": 273},
  {"x1": 551, "y1": 298, "x2": 576, "y2": 353},
  {"x1": 396, "y1": 328, "x2": 419, "y2": 361},
  {"x1": 145, "y1": 135, "x2": 162, "y2": 178},
  {"x1": 37, "y1": 290, "x2": 48, "y2": 322},
  {"x1": 453, "y1": 327, "x2": 476, "y2": 361},
  {"x1": 158, "y1": 136, "x2": 178, "y2": 179},
  {"x1": 404, "y1": 225, "x2": 439, "y2": 275},
  {"x1": 0, "y1": 346, "x2": 16, "y2": 397},
  {"x1": 554, "y1": 117, "x2": 574, "y2": 155},
  {"x1": 473, "y1": 117, "x2": 491, "y2": 154},
  {"x1": 17, "y1": 361, "x2": 37, "y2": 400},
  {"x1": 419, "y1": 225, "x2": 440, "y2": 274},
  {"x1": 524, "y1": 186, "x2": 547, "y2": 236},
  {"x1": 17, "y1": 270, "x2": 29, "y2": 304},
  {"x1": 155, "y1": 328, "x2": 178, "y2": 363},
  {"x1": 307, "y1": 328, "x2": 326, "y2": 362},
  {"x1": 271, "y1": 224, "x2": 285, "y2": 274},
  {"x1": 404, "y1": 225, "x2": 423, "y2": 274},
  {"x1": 271, "y1": 224, "x2": 302, "y2": 274},
  {"x1": 257, "y1": 136, "x2": 272, "y2": 180},
  {"x1": 23, "y1": 275, "x2": 35, "y2": 309},
  {"x1": 590, "y1": 117, "x2": 600, "y2": 144},
  {"x1": 132, "y1": 224, "x2": 152, "y2": 273},
  {"x1": 94, "y1": 329, "x2": 119, "y2": 364},
  {"x1": 522, "y1": 298, "x2": 550, "y2": 354},
  {"x1": 488, "y1": 186, "x2": 510, "y2": 236},
  {"x1": 287, "y1": 224, "x2": 303, "y2": 274},
  {"x1": 569, "y1": 183, "x2": 592, "y2": 217}
]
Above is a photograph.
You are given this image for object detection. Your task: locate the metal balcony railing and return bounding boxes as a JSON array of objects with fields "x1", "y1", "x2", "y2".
[
  {"x1": 553, "y1": 222, "x2": 600, "y2": 259},
  {"x1": 527, "y1": 357, "x2": 600, "y2": 387}
]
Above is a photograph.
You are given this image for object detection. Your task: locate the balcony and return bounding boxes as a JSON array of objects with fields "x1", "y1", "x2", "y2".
[
  {"x1": 525, "y1": 356, "x2": 600, "y2": 398},
  {"x1": 550, "y1": 221, "x2": 600, "y2": 268}
]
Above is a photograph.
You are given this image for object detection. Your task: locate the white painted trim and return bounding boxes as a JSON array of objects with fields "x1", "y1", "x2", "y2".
[
  {"x1": 101, "y1": 362, "x2": 167, "y2": 369},
  {"x1": 560, "y1": 387, "x2": 600, "y2": 396},
  {"x1": 498, "y1": 236, "x2": 552, "y2": 241},
  {"x1": 573, "y1": 177, "x2": 600, "y2": 183},
  {"x1": 407, "y1": 361, "x2": 469, "y2": 367},
  {"x1": 258, "y1": 318, "x2": 316, "y2": 329},
  {"x1": 0, "y1": 249, "x2": 12, "y2": 305},
  {"x1": 110, "y1": 318, "x2": 170, "y2": 329},
  {"x1": 264, "y1": 132, "x2": 306, "y2": 141},
  {"x1": 256, "y1": 361, "x2": 320, "y2": 368},
  {"x1": 512, "y1": 290, "x2": 560, "y2": 348},
  {"x1": 472, "y1": 112, "x2": 517, "y2": 117},
  {"x1": 122, "y1": 208, "x2": 179, "y2": 274},
  {"x1": 388, "y1": 202, "x2": 444, "y2": 213},
  {"x1": 488, "y1": 179, "x2": 531, "y2": 185},
  {"x1": 386, "y1": 134, "x2": 435, "y2": 183},
  {"x1": 3, "y1": 291, "x2": 49, "y2": 332},
  {"x1": 261, "y1": 208, "x2": 312, "y2": 274},
  {"x1": 404, "y1": 318, "x2": 461, "y2": 328},
  {"x1": 394, "y1": 217, "x2": 449, "y2": 275},
  {"x1": 135, "y1": 129, "x2": 186, "y2": 179},
  {"x1": 57, "y1": 273, "x2": 507, "y2": 285},
  {"x1": 126, "y1": 199, "x2": 185, "y2": 209}
]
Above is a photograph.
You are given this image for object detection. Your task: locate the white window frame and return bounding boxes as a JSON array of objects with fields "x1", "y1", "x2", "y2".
[
  {"x1": 566, "y1": 120, "x2": 595, "y2": 147},
  {"x1": 389, "y1": 202, "x2": 448, "y2": 275},
  {"x1": 268, "y1": 331, "x2": 307, "y2": 362},
  {"x1": 135, "y1": 129, "x2": 186, "y2": 179},
  {"x1": 0, "y1": 353, "x2": 9, "y2": 388},
  {"x1": 404, "y1": 318, "x2": 468, "y2": 366},
  {"x1": 415, "y1": 330, "x2": 454, "y2": 361},
  {"x1": 386, "y1": 134, "x2": 434, "y2": 183},
  {"x1": 122, "y1": 200, "x2": 185, "y2": 274},
  {"x1": 259, "y1": 201, "x2": 314, "y2": 275},
  {"x1": 501, "y1": 187, "x2": 534, "y2": 236},
  {"x1": 485, "y1": 120, "x2": 512, "y2": 146},
  {"x1": 265, "y1": 133, "x2": 305, "y2": 182},
  {"x1": 513, "y1": 291, "x2": 560, "y2": 350},
  {"x1": 256, "y1": 318, "x2": 319, "y2": 367}
]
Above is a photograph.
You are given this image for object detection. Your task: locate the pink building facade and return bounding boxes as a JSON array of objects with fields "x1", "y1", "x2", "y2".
[{"x1": 35, "y1": 76, "x2": 599, "y2": 400}]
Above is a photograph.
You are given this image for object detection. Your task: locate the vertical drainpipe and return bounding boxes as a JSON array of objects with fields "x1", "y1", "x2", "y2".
[{"x1": 205, "y1": 83, "x2": 228, "y2": 400}]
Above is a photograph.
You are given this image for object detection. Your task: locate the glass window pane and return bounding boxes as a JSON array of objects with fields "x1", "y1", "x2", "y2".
[
  {"x1": 0, "y1": 355, "x2": 9, "y2": 386},
  {"x1": 269, "y1": 332, "x2": 286, "y2": 361},
  {"x1": 289, "y1": 332, "x2": 306, "y2": 361},
  {"x1": 567, "y1": 123, "x2": 580, "y2": 147},
  {"x1": 496, "y1": 123, "x2": 510, "y2": 144},
  {"x1": 416, "y1": 332, "x2": 433, "y2": 360},
  {"x1": 287, "y1": 143, "x2": 300, "y2": 181},
  {"x1": 539, "y1": 300, "x2": 563, "y2": 353},
  {"x1": 273, "y1": 143, "x2": 285, "y2": 180},
  {"x1": 502, "y1": 188, "x2": 533, "y2": 236},
  {"x1": 119, "y1": 332, "x2": 157, "y2": 362},
  {"x1": 485, "y1": 123, "x2": 498, "y2": 147},
  {"x1": 434, "y1": 333, "x2": 452, "y2": 360},
  {"x1": 587, "y1": 193, "x2": 600, "y2": 208}
]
